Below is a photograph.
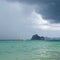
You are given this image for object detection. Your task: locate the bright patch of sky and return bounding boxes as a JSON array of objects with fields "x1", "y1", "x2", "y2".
[{"x1": 30, "y1": 11, "x2": 60, "y2": 30}]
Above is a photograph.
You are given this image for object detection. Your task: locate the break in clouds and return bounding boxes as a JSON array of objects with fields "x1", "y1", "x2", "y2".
[{"x1": 7, "y1": 0, "x2": 60, "y2": 23}]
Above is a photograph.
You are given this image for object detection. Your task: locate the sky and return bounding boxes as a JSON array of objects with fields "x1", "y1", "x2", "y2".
[{"x1": 0, "y1": 0, "x2": 60, "y2": 39}]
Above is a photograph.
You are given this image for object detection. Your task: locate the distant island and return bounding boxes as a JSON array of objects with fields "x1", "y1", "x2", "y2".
[
  {"x1": 31, "y1": 34, "x2": 44, "y2": 40},
  {"x1": 31, "y1": 34, "x2": 60, "y2": 41}
]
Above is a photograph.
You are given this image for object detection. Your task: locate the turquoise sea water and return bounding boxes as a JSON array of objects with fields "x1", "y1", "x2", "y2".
[{"x1": 0, "y1": 40, "x2": 60, "y2": 60}]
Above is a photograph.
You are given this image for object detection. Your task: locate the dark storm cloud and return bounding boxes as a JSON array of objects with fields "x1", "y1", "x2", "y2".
[{"x1": 7, "y1": 0, "x2": 60, "y2": 23}]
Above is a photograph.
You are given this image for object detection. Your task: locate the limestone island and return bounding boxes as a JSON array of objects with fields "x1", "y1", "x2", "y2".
[{"x1": 31, "y1": 34, "x2": 44, "y2": 40}]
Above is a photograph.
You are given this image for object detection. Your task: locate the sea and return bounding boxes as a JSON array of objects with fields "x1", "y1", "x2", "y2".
[{"x1": 0, "y1": 40, "x2": 60, "y2": 60}]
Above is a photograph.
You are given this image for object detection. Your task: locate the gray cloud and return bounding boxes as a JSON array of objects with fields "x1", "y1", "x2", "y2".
[
  {"x1": 0, "y1": 0, "x2": 60, "y2": 39},
  {"x1": 7, "y1": 0, "x2": 60, "y2": 23},
  {"x1": 0, "y1": 1, "x2": 35, "y2": 39}
]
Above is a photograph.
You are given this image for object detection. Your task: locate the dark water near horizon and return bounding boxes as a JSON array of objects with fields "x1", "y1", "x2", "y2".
[{"x1": 0, "y1": 40, "x2": 60, "y2": 60}]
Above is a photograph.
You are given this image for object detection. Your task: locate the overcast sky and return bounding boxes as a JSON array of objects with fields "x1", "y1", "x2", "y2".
[{"x1": 0, "y1": 0, "x2": 60, "y2": 39}]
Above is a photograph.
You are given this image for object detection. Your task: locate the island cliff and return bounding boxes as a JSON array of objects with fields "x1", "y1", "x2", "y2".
[{"x1": 31, "y1": 34, "x2": 44, "y2": 40}]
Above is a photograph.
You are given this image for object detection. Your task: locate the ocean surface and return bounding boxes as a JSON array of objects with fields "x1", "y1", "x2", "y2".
[{"x1": 0, "y1": 40, "x2": 60, "y2": 60}]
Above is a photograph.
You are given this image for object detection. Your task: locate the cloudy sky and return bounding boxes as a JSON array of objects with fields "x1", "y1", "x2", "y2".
[{"x1": 0, "y1": 0, "x2": 60, "y2": 39}]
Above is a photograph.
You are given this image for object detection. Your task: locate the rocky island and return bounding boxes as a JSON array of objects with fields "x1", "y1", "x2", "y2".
[{"x1": 31, "y1": 34, "x2": 44, "y2": 40}]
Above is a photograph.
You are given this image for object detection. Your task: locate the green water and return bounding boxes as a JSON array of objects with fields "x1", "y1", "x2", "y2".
[{"x1": 0, "y1": 40, "x2": 60, "y2": 60}]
